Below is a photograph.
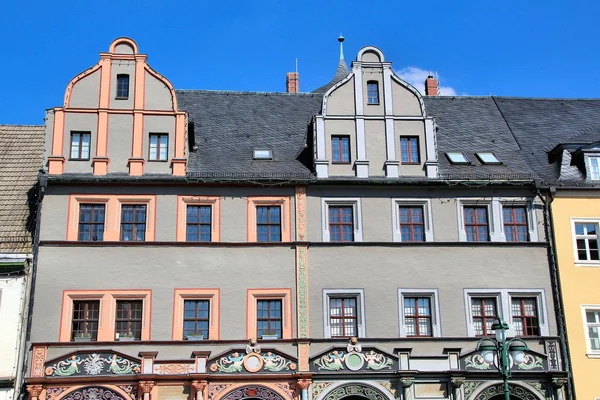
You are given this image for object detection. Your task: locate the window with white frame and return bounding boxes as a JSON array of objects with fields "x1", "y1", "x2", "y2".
[
  {"x1": 464, "y1": 289, "x2": 548, "y2": 337},
  {"x1": 321, "y1": 198, "x2": 363, "y2": 242},
  {"x1": 323, "y1": 289, "x2": 365, "y2": 338},
  {"x1": 573, "y1": 221, "x2": 600, "y2": 262},
  {"x1": 398, "y1": 289, "x2": 441, "y2": 337},
  {"x1": 588, "y1": 156, "x2": 600, "y2": 180},
  {"x1": 392, "y1": 199, "x2": 433, "y2": 242},
  {"x1": 583, "y1": 307, "x2": 600, "y2": 354},
  {"x1": 457, "y1": 198, "x2": 538, "y2": 242}
]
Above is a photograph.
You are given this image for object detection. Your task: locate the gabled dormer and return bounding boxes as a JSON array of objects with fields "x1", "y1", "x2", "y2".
[
  {"x1": 313, "y1": 39, "x2": 438, "y2": 179},
  {"x1": 45, "y1": 37, "x2": 187, "y2": 176}
]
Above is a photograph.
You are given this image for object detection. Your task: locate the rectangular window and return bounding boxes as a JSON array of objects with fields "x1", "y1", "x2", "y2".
[
  {"x1": 149, "y1": 133, "x2": 168, "y2": 161},
  {"x1": 183, "y1": 300, "x2": 210, "y2": 339},
  {"x1": 329, "y1": 297, "x2": 357, "y2": 337},
  {"x1": 186, "y1": 205, "x2": 212, "y2": 242},
  {"x1": 575, "y1": 222, "x2": 600, "y2": 261},
  {"x1": 70, "y1": 132, "x2": 91, "y2": 160},
  {"x1": 78, "y1": 204, "x2": 105, "y2": 241},
  {"x1": 329, "y1": 206, "x2": 354, "y2": 242},
  {"x1": 400, "y1": 136, "x2": 419, "y2": 164},
  {"x1": 257, "y1": 299, "x2": 282, "y2": 339},
  {"x1": 590, "y1": 157, "x2": 600, "y2": 180},
  {"x1": 120, "y1": 205, "x2": 146, "y2": 241},
  {"x1": 471, "y1": 297, "x2": 498, "y2": 336},
  {"x1": 367, "y1": 81, "x2": 379, "y2": 104},
  {"x1": 404, "y1": 297, "x2": 432, "y2": 337},
  {"x1": 511, "y1": 297, "x2": 540, "y2": 336},
  {"x1": 586, "y1": 310, "x2": 600, "y2": 352},
  {"x1": 331, "y1": 136, "x2": 350, "y2": 163},
  {"x1": 256, "y1": 206, "x2": 281, "y2": 242},
  {"x1": 503, "y1": 206, "x2": 529, "y2": 242},
  {"x1": 71, "y1": 300, "x2": 100, "y2": 341},
  {"x1": 115, "y1": 300, "x2": 143, "y2": 340},
  {"x1": 399, "y1": 206, "x2": 425, "y2": 242},
  {"x1": 116, "y1": 74, "x2": 129, "y2": 99},
  {"x1": 464, "y1": 206, "x2": 490, "y2": 242}
]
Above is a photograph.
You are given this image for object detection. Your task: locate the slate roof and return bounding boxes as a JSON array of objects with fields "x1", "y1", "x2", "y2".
[
  {"x1": 493, "y1": 98, "x2": 600, "y2": 184},
  {"x1": 423, "y1": 96, "x2": 537, "y2": 179},
  {"x1": 312, "y1": 58, "x2": 350, "y2": 94},
  {"x1": 0, "y1": 125, "x2": 44, "y2": 253},
  {"x1": 177, "y1": 90, "x2": 323, "y2": 178}
]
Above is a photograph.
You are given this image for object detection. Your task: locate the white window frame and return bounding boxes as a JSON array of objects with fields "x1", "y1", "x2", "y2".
[
  {"x1": 321, "y1": 198, "x2": 363, "y2": 242},
  {"x1": 464, "y1": 289, "x2": 549, "y2": 337},
  {"x1": 571, "y1": 219, "x2": 600, "y2": 265},
  {"x1": 391, "y1": 199, "x2": 434, "y2": 242},
  {"x1": 581, "y1": 305, "x2": 600, "y2": 357},
  {"x1": 457, "y1": 198, "x2": 538, "y2": 242},
  {"x1": 499, "y1": 200, "x2": 538, "y2": 242},
  {"x1": 586, "y1": 155, "x2": 600, "y2": 181},
  {"x1": 322, "y1": 289, "x2": 366, "y2": 338},
  {"x1": 398, "y1": 288, "x2": 441, "y2": 337}
]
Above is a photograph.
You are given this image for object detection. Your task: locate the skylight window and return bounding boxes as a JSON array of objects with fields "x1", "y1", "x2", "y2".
[
  {"x1": 253, "y1": 149, "x2": 273, "y2": 160},
  {"x1": 446, "y1": 152, "x2": 470, "y2": 164},
  {"x1": 475, "y1": 152, "x2": 501, "y2": 164}
]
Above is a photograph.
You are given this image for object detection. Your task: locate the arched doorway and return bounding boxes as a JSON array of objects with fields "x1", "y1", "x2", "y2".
[
  {"x1": 471, "y1": 383, "x2": 543, "y2": 400},
  {"x1": 60, "y1": 387, "x2": 126, "y2": 400},
  {"x1": 220, "y1": 386, "x2": 285, "y2": 400},
  {"x1": 319, "y1": 383, "x2": 393, "y2": 400}
]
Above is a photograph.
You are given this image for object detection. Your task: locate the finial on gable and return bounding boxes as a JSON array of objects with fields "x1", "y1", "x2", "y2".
[{"x1": 338, "y1": 34, "x2": 345, "y2": 60}]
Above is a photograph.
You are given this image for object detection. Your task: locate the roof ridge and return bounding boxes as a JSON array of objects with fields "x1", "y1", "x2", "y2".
[
  {"x1": 176, "y1": 89, "x2": 321, "y2": 96},
  {"x1": 0, "y1": 124, "x2": 44, "y2": 127}
]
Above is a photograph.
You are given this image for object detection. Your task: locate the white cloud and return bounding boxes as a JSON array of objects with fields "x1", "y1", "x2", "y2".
[{"x1": 395, "y1": 66, "x2": 458, "y2": 96}]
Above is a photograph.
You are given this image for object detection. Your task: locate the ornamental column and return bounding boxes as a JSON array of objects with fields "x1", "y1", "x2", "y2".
[
  {"x1": 139, "y1": 381, "x2": 155, "y2": 400},
  {"x1": 192, "y1": 380, "x2": 208, "y2": 400},
  {"x1": 26, "y1": 385, "x2": 43, "y2": 400},
  {"x1": 552, "y1": 378, "x2": 568, "y2": 400},
  {"x1": 450, "y1": 377, "x2": 465, "y2": 400},
  {"x1": 297, "y1": 379, "x2": 311, "y2": 400},
  {"x1": 400, "y1": 378, "x2": 414, "y2": 400}
]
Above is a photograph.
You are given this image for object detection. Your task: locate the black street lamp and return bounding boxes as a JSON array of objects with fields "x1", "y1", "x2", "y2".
[{"x1": 475, "y1": 317, "x2": 529, "y2": 400}]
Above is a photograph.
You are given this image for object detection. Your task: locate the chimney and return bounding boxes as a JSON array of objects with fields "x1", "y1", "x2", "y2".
[
  {"x1": 286, "y1": 72, "x2": 299, "y2": 93},
  {"x1": 425, "y1": 74, "x2": 438, "y2": 96}
]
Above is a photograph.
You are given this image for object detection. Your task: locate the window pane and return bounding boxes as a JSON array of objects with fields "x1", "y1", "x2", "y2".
[
  {"x1": 81, "y1": 134, "x2": 90, "y2": 159},
  {"x1": 159, "y1": 136, "x2": 168, "y2": 160},
  {"x1": 71, "y1": 135, "x2": 80, "y2": 158}
]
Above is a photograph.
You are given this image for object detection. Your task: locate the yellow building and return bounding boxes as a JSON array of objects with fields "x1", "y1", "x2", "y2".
[{"x1": 551, "y1": 192, "x2": 600, "y2": 399}]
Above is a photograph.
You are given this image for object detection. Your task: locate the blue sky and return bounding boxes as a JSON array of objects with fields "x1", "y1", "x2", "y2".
[{"x1": 1, "y1": 0, "x2": 599, "y2": 124}]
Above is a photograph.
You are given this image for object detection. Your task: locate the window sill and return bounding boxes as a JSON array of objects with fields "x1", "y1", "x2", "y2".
[
  {"x1": 147, "y1": 159, "x2": 169, "y2": 162},
  {"x1": 587, "y1": 353, "x2": 600, "y2": 359},
  {"x1": 331, "y1": 162, "x2": 352, "y2": 165},
  {"x1": 367, "y1": 103, "x2": 380, "y2": 106},
  {"x1": 68, "y1": 158, "x2": 91, "y2": 161},
  {"x1": 575, "y1": 261, "x2": 600, "y2": 267},
  {"x1": 115, "y1": 97, "x2": 129, "y2": 100},
  {"x1": 401, "y1": 162, "x2": 421, "y2": 165}
]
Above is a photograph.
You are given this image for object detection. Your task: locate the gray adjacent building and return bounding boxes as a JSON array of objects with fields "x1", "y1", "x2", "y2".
[{"x1": 24, "y1": 37, "x2": 567, "y2": 400}]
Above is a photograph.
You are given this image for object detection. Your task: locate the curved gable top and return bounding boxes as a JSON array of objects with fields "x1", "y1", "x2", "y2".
[
  {"x1": 357, "y1": 45, "x2": 385, "y2": 62},
  {"x1": 390, "y1": 71, "x2": 427, "y2": 116},
  {"x1": 109, "y1": 37, "x2": 139, "y2": 54}
]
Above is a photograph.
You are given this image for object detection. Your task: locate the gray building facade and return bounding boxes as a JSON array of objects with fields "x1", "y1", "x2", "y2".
[{"x1": 25, "y1": 38, "x2": 567, "y2": 400}]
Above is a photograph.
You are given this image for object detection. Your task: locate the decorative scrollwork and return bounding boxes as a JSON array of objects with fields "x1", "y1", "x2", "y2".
[
  {"x1": 515, "y1": 354, "x2": 544, "y2": 370},
  {"x1": 61, "y1": 387, "x2": 125, "y2": 400},
  {"x1": 323, "y1": 384, "x2": 388, "y2": 400},
  {"x1": 221, "y1": 387, "x2": 284, "y2": 400},
  {"x1": 313, "y1": 348, "x2": 394, "y2": 372},
  {"x1": 464, "y1": 354, "x2": 492, "y2": 370},
  {"x1": 209, "y1": 350, "x2": 295, "y2": 373},
  {"x1": 474, "y1": 384, "x2": 539, "y2": 400},
  {"x1": 45, "y1": 353, "x2": 141, "y2": 377}
]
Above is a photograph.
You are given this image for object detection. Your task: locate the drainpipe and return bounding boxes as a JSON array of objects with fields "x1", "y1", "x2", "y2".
[
  {"x1": 16, "y1": 171, "x2": 47, "y2": 400},
  {"x1": 536, "y1": 185, "x2": 574, "y2": 400}
]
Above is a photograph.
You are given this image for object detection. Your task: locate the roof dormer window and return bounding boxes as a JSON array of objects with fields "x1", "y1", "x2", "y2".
[
  {"x1": 446, "y1": 152, "x2": 470, "y2": 165},
  {"x1": 475, "y1": 152, "x2": 501, "y2": 165},
  {"x1": 589, "y1": 156, "x2": 600, "y2": 180},
  {"x1": 253, "y1": 149, "x2": 272, "y2": 160}
]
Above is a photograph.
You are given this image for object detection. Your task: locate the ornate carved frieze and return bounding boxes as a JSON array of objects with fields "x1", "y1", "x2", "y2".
[
  {"x1": 545, "y1": 341, "x2": 560, "y2": 371},
  {"x1": 46, "y1": 387, "x2": 69, "y2": 400},
  {"x1": 221, "y1": 387, "x2": 285, "y2": 400},
  {"x1": 312, "y1": 382, "x2": 333, "y2": 399},
  {"x1": 376, "y1": 380, "x2": 398, "y2": 398},
  {"x1": 116, "y1": 385, "x2": 138, "y2": 400},
  {"x1": 62, "y1": 387, "x2": 126, "y2": 400},
  {"x1": 311, "y1": 341, "x2": 397, "y2": 372},
  {"x1": 44, "y1": 352, "x2": 141, "y2": 377},
  {"x1": 31, "y1": 347, "x2": 47, "y2": 377},
  {"x1": 296, "y1": 245, "x2": 309, "y2": 339},
  {"x1": 208, "y1": 384, "x2": 232, "y2": 400},
  {"x1": 153, "y1": 363, "x2": 195, "y2": 375},
  {"x1": 473, "y1": 384, "x2": 541, "y2": 400},
  {"x1": 26, "y1": 385, "x2": 44, "y2": 398},
  {"x1": 323, "y1": 384, "x2": 389, "y2": 400},
  {"x1": 208, "y1": 348, "x2": 297, "y2": 374},
  {"x1": 460, "y1": 350, "x2": 547, "y2": 371}
]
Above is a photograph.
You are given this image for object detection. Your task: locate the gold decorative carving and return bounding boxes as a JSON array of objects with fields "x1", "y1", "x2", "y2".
[
  {"x1": 275, "y1": 383, "x2": 296, "y2": 400},
  {"x1": 208, "y1": 384, "x2": 231, "y2": 400},
  {"x1": 295, "y1": 186, "x2": 306, "y2": 240},
  {"x1": 139, "y1": 381, "x2": 155, "y2": 394},
  {"x1": 26, "y1": 385, "x2": 44, "y2": 399},
  {"x1": 153, "y1": 363, "x2": 195, "y2": 374},
  {"x1": 31, "y1": 347, "x2": 47, "y2": 377},
  {"x1": 298, "y1": 343, "x2": 309, "y2": 372}
]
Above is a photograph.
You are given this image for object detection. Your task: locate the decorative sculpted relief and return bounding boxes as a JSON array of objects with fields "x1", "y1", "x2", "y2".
[
  {"x1": 473, "y1": 384, "x2": 539, "y2": 400},
  {"x1": 311, "y1": 339, "x2": 397, "y2": 372},
  {"x1": 462, "y1": 351, "x2": 545, "y2": 371},
  {"x1": 295, "y1": 187, "x2": 306, "y2": 241},
  {"x1": 312, "y1": 382, "x2": 333, "y2": 399},
  {"x1": 61, "y1": 387, "x2": 126, "y2": 400},
  {"x1": 209, "y1": 351, "x2": 296, "y2": 373},
  {"x1": 32, "y1": 347, "x2": 47, "y2": 377},
  {"x1": 296, "y1": 246, "x2": 308, "y2": 338},
  {"x1": 153, "y1": 363, "x2": 195, "y2": 375},
  {"x1": 45, "y1": 353, "x2": 141, "y2": 377}
]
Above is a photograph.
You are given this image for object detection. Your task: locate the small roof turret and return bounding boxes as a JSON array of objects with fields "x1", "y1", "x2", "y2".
[{"x1": 312, "y1": 35, "x2": 350, "y2": 93}]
